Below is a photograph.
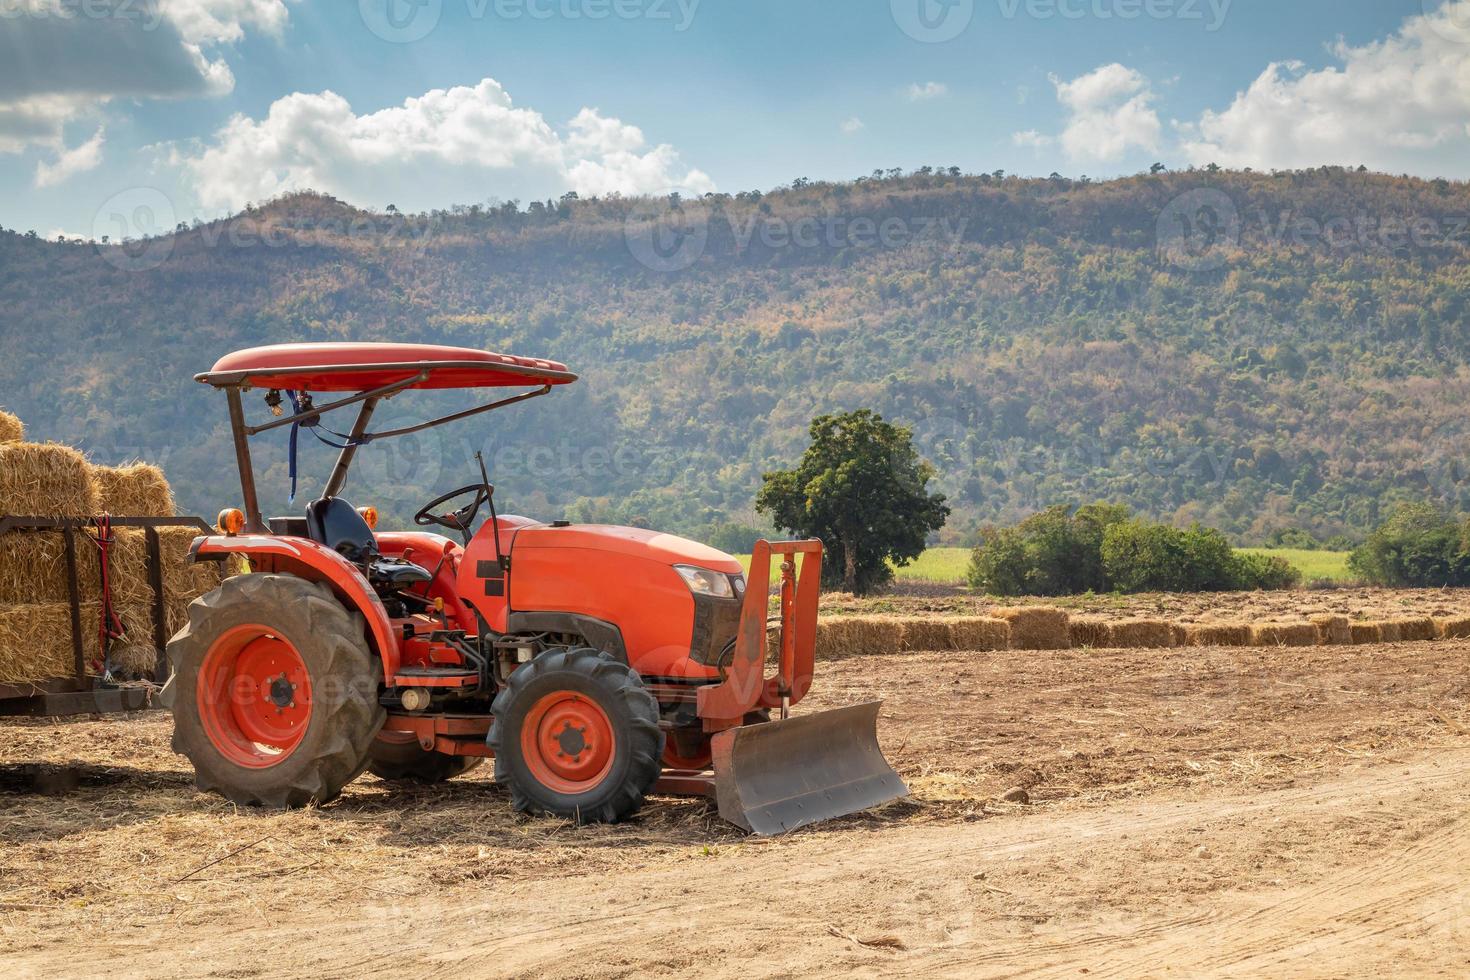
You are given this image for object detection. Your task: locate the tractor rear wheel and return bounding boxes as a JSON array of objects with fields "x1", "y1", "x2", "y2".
[
  {"x1": 488, "y1": 647, "x2": 663, "y2": 824},
  {"x1": 367, "y1": 731, "x2": 484, "y2": 783},
  {"x1": 168, "y1": 574, "x2": 385, "y2": 808}
]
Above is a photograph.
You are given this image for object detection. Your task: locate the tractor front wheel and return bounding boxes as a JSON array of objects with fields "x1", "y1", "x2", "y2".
[
  {"x1": 488, "y1": 648, "x2": 663, "y2": 824},
  {"x1": 168, "y1": 574, "x2": 385, "y2": 808}
]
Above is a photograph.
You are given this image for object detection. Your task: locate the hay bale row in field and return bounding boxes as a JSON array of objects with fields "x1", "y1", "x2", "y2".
[
  {"x1": 1183, "y1": 623, "x2": 1252, "y2": 647},
  {"x1": 89, "y1": 462, "x2": 174, "y2": 516},
  {"x1": 1069, "y1": 617, "x2": 1110, "y2": 649},
  {"x1": 1393, "y1": 617, "x2": 1437, "y2": 642},
  {"x1": 0, "y1": 442, "x2": 99, "y2": 517},
  {"x1": 1105, "y1": 619, "x2": 1177, "y2": 648},
  {"x1": 0, "y1": 409, "x2": 22, "y2": 443},
  {"x1": 991, "y1": 606, "x2": 1070, "y2": 650},
  {"x1": 814, "y1": 615, "x2": 1012, "y2": 658}
]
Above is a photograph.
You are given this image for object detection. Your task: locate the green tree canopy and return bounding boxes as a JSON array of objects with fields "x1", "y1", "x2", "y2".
[{"x1": 756, "y1": 409, "x2": 949, "y2": 594}]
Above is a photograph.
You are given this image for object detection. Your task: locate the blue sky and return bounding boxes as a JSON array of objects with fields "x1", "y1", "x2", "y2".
[{"x1": 2, "y1": 0, "x2": 1468, "y2": 239}]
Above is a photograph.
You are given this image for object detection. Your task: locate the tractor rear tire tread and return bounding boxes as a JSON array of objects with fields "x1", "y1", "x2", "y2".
[
  {"x1": 488, "y1": 646, "x2": 663, "y2": 825},
  {"x1": 168, "y1": 574, "x2": 385, "y2": 808}
]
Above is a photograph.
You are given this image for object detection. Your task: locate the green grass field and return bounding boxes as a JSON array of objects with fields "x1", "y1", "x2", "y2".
[{"x1": 736, "y1": 547, "x2": 1352, "y2": 587}]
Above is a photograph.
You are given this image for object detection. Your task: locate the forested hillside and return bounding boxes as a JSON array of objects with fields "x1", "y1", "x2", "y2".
[{"x1": 2, "y1": 167, "x2": 1469, "y2": 545}]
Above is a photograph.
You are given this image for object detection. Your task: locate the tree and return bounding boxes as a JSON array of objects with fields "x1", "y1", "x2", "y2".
[{"x1": 756, "y1": 410, "x2": 949, "y2": 594}]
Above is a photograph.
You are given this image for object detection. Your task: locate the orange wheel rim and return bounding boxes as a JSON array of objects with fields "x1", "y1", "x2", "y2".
[
  {"x1": 519, "y1": 691, "x2": 615, "y2": 794},
  {"x1": 197, "y1": 624, "x2": 313, "y2": 769},
  {"x1": 662, "y1": 742, "x2": 711, "y2": 771}
]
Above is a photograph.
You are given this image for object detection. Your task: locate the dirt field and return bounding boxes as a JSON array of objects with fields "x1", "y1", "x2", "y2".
[
  {"x1": 2, "y1": 638, "x2": 1468, "y2": 977},
  {"x1": 824, "y1": 584, "x2": 1470, "y2": 625}
]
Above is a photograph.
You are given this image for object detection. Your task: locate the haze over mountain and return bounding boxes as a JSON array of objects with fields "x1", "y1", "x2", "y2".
[{"x1": 3, "y1": 167, "x2": 1469, "y2": 546}]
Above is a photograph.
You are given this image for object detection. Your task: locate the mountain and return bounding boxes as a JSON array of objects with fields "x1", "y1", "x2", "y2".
[{"x1": 2, "y1": 167, "x2": 1469, "y2": 546}]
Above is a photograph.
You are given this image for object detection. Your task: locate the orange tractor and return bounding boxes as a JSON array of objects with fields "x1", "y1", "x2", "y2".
[{"x1": 165, "y1": 342, "x2": 905, "y2": 833}]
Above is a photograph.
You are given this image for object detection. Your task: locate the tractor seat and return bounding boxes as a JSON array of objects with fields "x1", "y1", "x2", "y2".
[{"x1": 304, "y1": 497, "x2": 433, "y2": 587}]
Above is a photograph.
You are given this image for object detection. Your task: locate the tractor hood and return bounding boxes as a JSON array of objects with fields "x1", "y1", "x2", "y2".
[{"x1": 512, "y1": 524, "x2": 744, "y2": 573}]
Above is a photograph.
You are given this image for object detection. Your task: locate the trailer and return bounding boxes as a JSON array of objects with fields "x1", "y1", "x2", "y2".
[{"x1": 0, "y1": 514, "x2": 211, "y2": 718}]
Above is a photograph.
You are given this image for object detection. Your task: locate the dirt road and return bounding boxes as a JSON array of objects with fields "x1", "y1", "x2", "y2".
[{"x1": 2, "y1": 640, "x2": 1467, "y2": 977}]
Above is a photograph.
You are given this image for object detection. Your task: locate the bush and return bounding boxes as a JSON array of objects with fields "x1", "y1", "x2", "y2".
[
  {"x1": 1347, "y1": 504, "x2": 1470, "y2": 586},
  {"x1": 970, "y1": 503, "x2": 1301, "y2": 596},
  {"x1": 967, "y1": 504, "x2": 1127, "y2": 596}
]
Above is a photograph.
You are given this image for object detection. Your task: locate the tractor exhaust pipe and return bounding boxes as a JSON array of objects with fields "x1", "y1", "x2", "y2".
[{"x1": 711, "y1": 701, "x2": 907, "y2": 834}]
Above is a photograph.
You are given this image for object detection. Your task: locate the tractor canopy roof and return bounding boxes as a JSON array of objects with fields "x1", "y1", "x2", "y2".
[{"x1": 197, "y1": 342, "x2": 577, "y2": 392}]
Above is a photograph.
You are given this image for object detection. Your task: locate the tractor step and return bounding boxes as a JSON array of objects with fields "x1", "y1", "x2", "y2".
[{"x1": 391, "y1": 668, "x2": 480, "y2": 688}]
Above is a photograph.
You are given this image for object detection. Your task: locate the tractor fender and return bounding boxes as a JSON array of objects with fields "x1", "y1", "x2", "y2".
[{"x1": 190, "y1": 535, "x2": 401, "y2": 679}]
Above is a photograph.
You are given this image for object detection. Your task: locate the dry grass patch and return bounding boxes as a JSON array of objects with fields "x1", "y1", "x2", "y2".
[{"x1": 991, "y1": 606, "x2": 1070, "y2": 650}]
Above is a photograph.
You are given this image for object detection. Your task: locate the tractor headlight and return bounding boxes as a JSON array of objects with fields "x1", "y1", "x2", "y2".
[{"x1": 674, "y1": 564, "x2": 735, "y2": 598}]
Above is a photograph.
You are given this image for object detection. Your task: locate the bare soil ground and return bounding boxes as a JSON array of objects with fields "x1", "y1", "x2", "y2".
[
  {"x1": 2, "y1": 638, "x2": 1468, "y2": 977},
  {"x1": 824, "y1": 584, "x2": 1470, "y2": 625}
]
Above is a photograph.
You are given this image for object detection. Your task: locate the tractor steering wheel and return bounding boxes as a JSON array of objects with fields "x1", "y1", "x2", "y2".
[{"x1": 414, "y1": 483, "x2": 492, "y2": 541}]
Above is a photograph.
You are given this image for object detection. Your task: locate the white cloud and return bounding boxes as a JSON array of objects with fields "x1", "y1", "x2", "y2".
[
  {"x1": 1049, "y1": 64, "x2": 1161, "y2": 163},
  {"x1": 0, "y1": 0, "x2": 288, "y2": 154},
  {"x1": 1178, "y1": 1, "x2": 1470, "y2": 173},
  {"x1": 840, "y1": 116, "x2": 865, "y2": 135},
  {"x1": 174, "y1": 77, "x2": 714, "y2": 212},
  {"x1": 906, "y1": 81, "x2": 949, "y2": 101},
  {"x1": 1012, "y1": 129, "x2": 1052, "y2": 149},
  {"x1": 33, "y1": 126, "x2": 104, "y2": 187}
]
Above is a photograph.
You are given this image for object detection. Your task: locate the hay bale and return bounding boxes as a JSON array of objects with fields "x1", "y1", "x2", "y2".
[
  {"x1": 901, "y1": 619, "x2": 957, "y2": 652},
  {"x1": 1069, "y1": 617, "x2": 1110, "y2": 649},
  {"x1": 1183, "y1": 623, "x2": 1251, "y2": 647},
  {"x1": 0, "y1": 531, "x2": 101, "y2": 605},
  {"x1": 0, "y1": 409, "x2": 22, "y2": 443},
  {"x1": 1392, "y1": 617, "x2": 1436, "y2": 642},
  {"x1": 948, "y1": 617, "x2": 1010, "y2": 652},
  {"x1": 1376, "y1": 621, "x2": 1402, "y2": 643},
  {"x1": 1435, "y1": 616, "x2": 1470, "y2": 639},
  {"x1": 0, "y1": 442, "x2": 99, "y2": 517},
  {"x1": 0, "y1": 602, "x2": 102, "y2": 684},
  {"x1": 90, "y1": 462, "x2": 174, "y2": 516},
  {"x1": 109, "y1": 526, "x2": 222, "y2": 608},
  {"x1": 815, "y1": 616, "x2": 907, "y2": 660},
  {"x1": 1249, "y1": 621, "x2": 1318, "y2": 647},
  {"x1": 992, "y1": 606, "x2": 1070, "y2": 650},
  {"x1": 1310, "y1": 614, "x2": 1352, "y2": 646},
  {"x1": 1104, "y1": 619, "x2": 1177, "y2": 648},
  {"x1": 1170, "y1": 623, "x2": 1190, "y2": 646},
  {"x1": 1350, "y1": 622, "x2": 1383, "y2": 644}
]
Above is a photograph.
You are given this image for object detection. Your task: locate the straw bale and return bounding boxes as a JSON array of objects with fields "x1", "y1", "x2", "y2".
[
  {"x1": 991, "y1": 606, "x2": 1070, "y2": 650},
  {"x1": 1249, "y1": 621, "x2": 1318, "y2": 647},
  {"x1": 1391, "y1": 617, "x2": 1436, "y2": 642},
  {"x1": 900, "y1": 619, "x2": 957, "y2": 652},
  {"x1": 1435, "y1": 616, "x2": 1470, "y2": 640},
  {"x1": 1350, "y1": 622, "x2": 1384, "y2": 644},
  {"x1": 0, "y1": 409, "x2": 22, "y2": 443},
  {"x1": 1376, "y1": 621, "x2": 1402, "y2": 643},
  {"x1": 0, "y1": 601, "x2": 101, "y2": 684},
  {"x1": 814, "y1": 616, "x2": 907, "y2": 660},
  {"x1": 0, "y1": 442, "x2": 99, "y2": 517},
  {"x1": 948, "y1": 617, "x2": 1010, "y2": 651},
  {"x1": 109, "y1": 526, "x2": 222, "y2": 608},
  {"x1": 90, "y1": 462, "x2": 174, "y2": 516},
  {"x1": 1068, "y1": 617, "x2": 1110, "y2": 649},
  {"x1": 1104, "y1": 619, "x2": 1177, "y2": 648},
  {"x1": 1183, "y1": 623, "x2": 1251, "y2": 647},
  {"x1": 1310, "y1": 614, "x2": 1352, "y2": 646},
  {"x1": 0, "y1": 531, "x2": 101, "y2": 604}
]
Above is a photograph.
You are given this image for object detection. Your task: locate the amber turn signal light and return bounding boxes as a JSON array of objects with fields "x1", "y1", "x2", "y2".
[
  {"x1": 357, "y1": 505, "x2": 379, "y2": 530},
  {"x1": 216, "y1": 508, "x2": 245, "y2": 535}
]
